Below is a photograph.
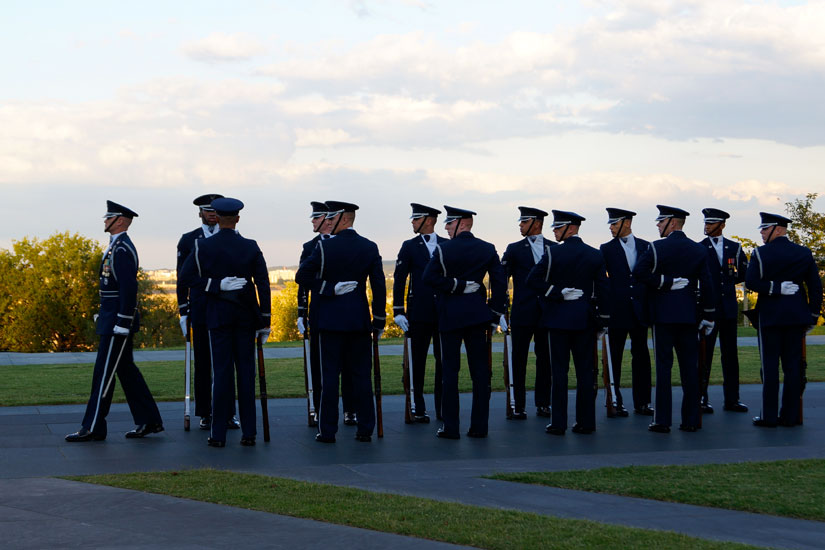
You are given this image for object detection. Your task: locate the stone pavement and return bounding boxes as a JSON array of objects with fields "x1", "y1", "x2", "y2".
[{"x1": 1, "y1": 383, "x2": 824, "y2": 549}]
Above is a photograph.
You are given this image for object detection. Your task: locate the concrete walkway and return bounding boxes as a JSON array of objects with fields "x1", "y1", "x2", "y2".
[{"x1": 1, "y1": 382, "x2": 824, "y2": 549}]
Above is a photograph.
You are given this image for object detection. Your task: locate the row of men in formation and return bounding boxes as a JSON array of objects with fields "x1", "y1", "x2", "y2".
[{"x1": 65, "y1": 195, "x2": 823, "y2": 445}]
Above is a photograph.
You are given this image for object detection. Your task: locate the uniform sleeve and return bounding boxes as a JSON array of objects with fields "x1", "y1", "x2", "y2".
[
  {"x1": 422, "y1": 245, "x2": 467, "y2": 295},
  {"x1": 526, "y1": 246, "x2": 552, "y2": 296},
  {"x1": 735, "y1": 243, "x2": 748, "y2": 284},
  {"x1": 594, "y1": 254, "x2": 610, "y2": 325},
  {"x1": 369, "y1": 247, "x2": 387, "y2": 325},
  {"x1": 487, "y1": 248, "x2": 507, "y2": 316},
  {"x1": 295, "y1": 241, "x2": 322, "y2": 288},
  {"x1": 253, "y1": 246, "x2": 271, "y2": 326},
  {"x1": 392, "y1": 242, "x2": 411, "y2": 315},
  {"x1": 297, "y1": 242, "x2": 311, "y2": 319},
  {"x1": 697, "y1": 256, "x2": 716, "y2": 321},
  {"x1": 176, "y1": 236, "x2": 190, "y2": 316},
  {"x1": 745, "y1": 247, "x2": 771, "y2": 295},
  {"x1": 113, "y1": 245, "x2": 138, "y2": 331},
  {"x1": 633, "y1": 243, "x2": 665, "y2": 289}
]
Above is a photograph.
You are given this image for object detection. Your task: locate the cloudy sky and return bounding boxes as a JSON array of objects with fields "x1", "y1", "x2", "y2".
[{"x1": 2, "y1": 0, "x2": 824, "y2": 268}]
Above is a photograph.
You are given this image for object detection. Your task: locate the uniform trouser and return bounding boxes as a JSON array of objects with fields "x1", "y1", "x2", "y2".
[
  {"x1": 757, "y1": 324, "x2": 804, "y2": 424},
  {"x1": 408, "y1": 320, "x2": 443, "y2": 417},
  {"x1": 308, "y1": 328, "x2": 322, "y2": 414},
  {"x1": 208, "y1": 325, "x2": 256, "y2": 442},
  {"x1": 652, "y1": 324, "x2": 700, "y2": 428},
  {"x1": 192, "y1": 323, "x2": 237, "y2": 420},
  {"x1": 608, "y1": 322, "x2": 652, "y2": 409},
  {"x1": 510, "y1": 325, "x2": 551, "y2": 411},
  {"x1": 703, "y1": 317, "x2": 741, "y2": 405},
  {"x1": 82, "y1": 334, "x2": 162, "y2": 437},
  {"x1": 548, "y1": 328, "x2": 596, "y2": 430},
  {"x1": 318, "y1": 331, "x2": 376, "y2": 437},
  {"x1": 439, "y1": 324, "x2": 490, "y2": 436}
]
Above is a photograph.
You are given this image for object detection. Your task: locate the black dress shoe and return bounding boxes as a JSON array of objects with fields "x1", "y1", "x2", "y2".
[
  {"x1": 413, "y1": 413, "x2": 430, "y2": 424},
  {"x1": 634, "y1": 405, "x2": 654, "y2": 416},
  {"x1": 700, "y1": 399, "x2": 714, "y2": 414},
  {"x1": 509, "y1": 411, "x2": 527, "y2": 420},
  {"x1": 615, "y1": 406, "x2": 629, "y2": 417},
  {"x1": 436, "y1": 427, "x2": 460, "y2": 440},
  {"x1": 436, "y1": 413, "x2": 444, "y2": 421},
  {"x1": 207, "y1": 438, "x2": 225, "y2": 448},
  {"x1": 240, "y1": 436, "x2": 256, "y2": 446},
  {"x1": 536, "y1": 406, "x2": 552, "y2": 418},
  {"x1": 679, "y1": 424, "x2": 699, "y2": 432},
  {"x1": 648, "y1": 423, "x2": 671, "y2": 433},
  {"x1": 226, "y1": 416, "x2": 241, "y2": 429},
  {"x1": 778, "y1": 417, "x2": 799, "y2": 427},
  {"x1": 65, "y1": 428, "x2": 106, "y2": 442},
  {"x1": 315, "y1": 433, "x2": 336, "y2": 443},
  {"x1": 545, "y1": 424, "x2": 565, "y2": 436},
  {"x1": 753, "y1": 416, "x2": 777, "y2": 428},
  {"x1": 571, "y1": 424, "x2": 594, "y2": 434},
  {"x1": 466, "y1": 430, "x2": 487, "y2": 438},
  {"x1": 125, "y1": 423, "x2": 164, "y2": 438},
  {"x1": 199, "y1": 416, "x2": 211, "y2": 430},
  {"x1": 308, "y1": 414, "x2": 318, "y2": 428},
  {"x1": 723, "y1": 402, "x2": 749, "y2": 413},
  {"x1": 343, "y1": 412, "x2": 357, "y2": 426},
  {"x1": 354, "y1": 433, "x2": 372, "y2": 442}
]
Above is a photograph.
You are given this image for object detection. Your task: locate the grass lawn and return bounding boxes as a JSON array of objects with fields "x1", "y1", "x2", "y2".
[
  {"x1": 2, "y1": 346, "x2": 824, "y2": 407},
  {"x1": 69, "y1": 469, "x2": 760, "y2": 550},
  {"x1": 490, "y1": 459, "x2": 825, "y2": 522}
]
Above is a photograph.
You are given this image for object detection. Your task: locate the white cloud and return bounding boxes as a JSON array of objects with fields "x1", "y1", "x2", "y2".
[
  {"x1": 182, "y1": 32, "x2": 265, "y2": 63},
  {"x1": 295, "y1": 128, "x2": 358, "y2": 147}
]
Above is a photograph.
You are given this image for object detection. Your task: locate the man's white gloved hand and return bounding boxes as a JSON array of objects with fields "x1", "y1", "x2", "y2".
[
  {"x1": 780, "y1": 281, "x2": 799, "y2": 295},
  {"x1": 671, "y1": 277, "x2": 689, "y2": 290},
  {"x1": 698, "y1": 319, "x2": 715, "y2": 336},
  {"x1": 113, "y1": 325, "x2": 130, "y2": 336},
  {"x1": 463, "y1": 281, "x2": 480, "y2": 294},
  {"x1": 220, "y1": 276, "x2": 247, "y2": 291},
  {"x1": 256, "y1": 327, "x2": 271, "y2": 344},
  {"x1": 179, "y1": 315, "x2": 188, "y2": 338},
  {"x1": 334, "y1": 281, "x2": 358, "y2": 295},
  {"x1": 561, "y1": 288, "x2": 584, "y2": 301},
  {"x1": 499, "y1": 314, "x2": 508, "y2": 332},
  {"x1": 394, "y1": 314, "x2": 409, "y2": 332},
  {"x1": 296, "y1": 317, "x2": 306, "y2": 336}
]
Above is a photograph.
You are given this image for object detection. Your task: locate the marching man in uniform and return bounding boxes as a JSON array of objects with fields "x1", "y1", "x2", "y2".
[
  {"x1": 392, "y1": 203, "x2": 446, "y2": 423},
  {"x1": 746, "y1": 212, "x2": 822, "y2": 427},
  {"x1": 66, "y1": 201, "x2": 163, "y2": 442}
]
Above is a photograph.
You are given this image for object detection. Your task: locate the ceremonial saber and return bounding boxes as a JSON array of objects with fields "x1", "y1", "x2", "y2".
[
  {"x1": 184, "y1": 319, "x2": 191, "y2": 431},
  {"x1": 603, "y1": 333, "x2": 617, "y2": 413},
  {"x1": 101, "y1": 307, "x2": 139, "y2": 399},
  {"x1": 256, "y1": 335, "x2": 271, "y2": 442},
  {"x1": 406, "y1": 333, "x2": 415, "y2": 416},
  {"x1": 504, "y1": 328, "x2": 515, "y2": 417},
  {"x1": 372, "y1": 331, "x2": 384, "y2": 438},
  {"x1": 402, "y1": 333, "x2": 413, "y2": 423},
  {"x1": 302, "y1": 328, "x2": 316, "y2": 426}
]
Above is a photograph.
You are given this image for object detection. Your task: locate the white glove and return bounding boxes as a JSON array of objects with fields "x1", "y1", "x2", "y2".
[
  {"x1": 561, "y1": 288, "x2": 584, "y2": 301},
  {"x1": 334, "y1": 281, "x2": 358, "y2": 295},
  {"x1": 394, "y1": 314, "x2": 409, "y2": 332},
  {"x1": 463, "y1": 281, "x2": 480, "y2": 294},
  {"x1": 220, "y1": 276, "x2": 247, "y2": 291},
  {"x1": 113, "y1": 325, "x2": 130, "y2": 336},
  {"x1": 671, "y1": 277, "x2": 689, "y2": 290},
  {"x1": 780, "y1": 281, "x2": 799, "y2": 295},
  {"x1": 297, "y1": 317, "x2": 306, "y2": 336},
  {"x1": 698, "y1": 319, "x2": 715, "y2": 336},
  {"x1": 256, "y1": 327, "x2": 270, "y2": 344},
  {"x1": 499, "y1": 314, "x2": 508, "y2": 332},
  {"x1": 179, "y1": 315, "x2": 188, "y2": 338},
  {"x1": 93, "y1": 314, "x2": 99, "y2": 322}
]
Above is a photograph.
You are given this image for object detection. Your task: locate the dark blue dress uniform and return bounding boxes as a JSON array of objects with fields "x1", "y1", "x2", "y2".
[
  {"x1": 599, "y1": 208, "x2": 652, "y2": 414},
  {"x1": 746, "y1": 212, "x2": 823, "y2": 427},
  {"x1": 501, "y1": 206, "x2": 553, "y2": 416},
  {"x1": 392, "y1": 203, "x2": 446, "y2": 420},
  {"x1": 526, "y1": 211, "x2": 609, "y2": 434},
  {"x1": 422, "y1": 206, "x2": 506, "y2": 438},
  {"x1": 176, "y1": 193, "x2": 229, "y2": 423},
  {"x1": 699, "y1": 208, "x2": 749, "y2": 410},
  {"x1": 178, "y1": 198, "x2": 271, "y2": 445},
  {"x1": 76, "y1": 202, "x2": 162, "y2": 440},
  {"x1": 633, "y1": 205, "x2": 715, "y2": 432},
  {"x1": 295, "y1": 201, "x2": 386, "y2": 441}
]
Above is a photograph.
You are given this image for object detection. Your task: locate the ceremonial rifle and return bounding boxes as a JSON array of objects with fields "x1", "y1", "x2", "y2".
[
  {"x1": 402, "y1": 332, "x2": 414, "y2": 424},
  {"x1": 184, "y1": 318, "x2": 191, "y2": 431},
  {"x1": 302, "y1": 326, "x2": 317, "y2": 426},
  {"x1": 503, "y1": 306, "x2": 515, "y2": 418},
  {"x1": 697, "y1": 329, "x2": 706, "y2": 428},
  {"x1": 602, "y1": 333, "x2": 617, "y2": 417},
  {"x1": 373, "y1": 331, "x2": 384, "y2": 438},
  {"x1": 256, "y1": 335, "x2": 271, "y2": 442},
  {"x1": 800, "y1": 335, "x2": 807, "y2": 425}
]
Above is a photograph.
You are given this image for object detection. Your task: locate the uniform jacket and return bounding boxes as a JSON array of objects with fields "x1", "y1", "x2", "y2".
[
  {"x1": 178, "y1": 228, "x2": 271, "y2": 330},
  {"x1": 633, "y1": 231, "x2": 715, "y2": 325},
  {"x1": 526, "y1": 236, "x2": 610, "y2": 331},
  {"x1": 745, "y1": 236, "x2": 823, "y2": 328},
  {"x1": 501, "y1": 236, "x2": 557, "y2": 327},
  {"x1": 176, "y1": 226, "x2": 213, "y2": 323},
  {"x1": 97, "y1": 233, "x2": 141, "y2": 335},
  {"x1": 295, "y1": 229, "x2": 386, "y2": 333},
  {"x1": 422, "y1": 231, "x2": 506, "y2": 332},
  {"x1": 700, "y1": 236, "x2": 747, "y2": 321},
  {"x1": 297, "y1": 234, "x2": 322, "y2": 326},
  {"x1": 599, "y1": 236, "x2": 649, "y2": 329},
  {"x1": 392, "y1": 233, "x2": 446, "y2": 323}
]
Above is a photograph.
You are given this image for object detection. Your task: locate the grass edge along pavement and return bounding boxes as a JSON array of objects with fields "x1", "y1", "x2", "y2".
[
  {"x1": 490, "y1": 458, "x2": 825, "y2": 523},
  {"x1": 67, "y1": 469, "x2": 762, "y2": 550},
  {"x1": 3, "y1": 345, "x2": 824, "y2": 407}
]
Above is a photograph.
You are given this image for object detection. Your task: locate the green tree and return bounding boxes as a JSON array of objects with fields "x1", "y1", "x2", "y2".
[
  {"x1": 271, "y1": 281, "x2": 300, "y2": 342},
  {"x1": 785, "y1": 192, "x2": 825, "y2": 318}
]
